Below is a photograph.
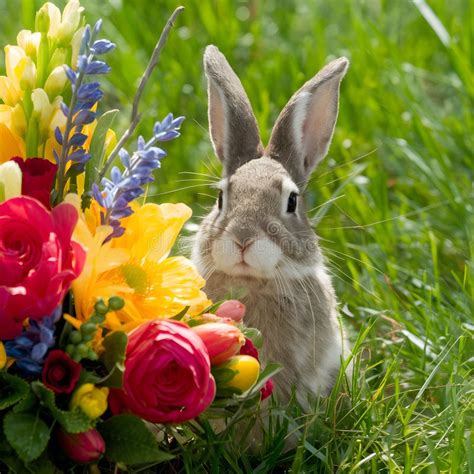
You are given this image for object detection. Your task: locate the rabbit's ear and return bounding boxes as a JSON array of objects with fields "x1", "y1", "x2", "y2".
[
  {"x1": 204, "y1": 45, "x2": 263, "y2": 176},
  {"x1": 266, "y1": 57, "x2": 349, "y2": 187}
]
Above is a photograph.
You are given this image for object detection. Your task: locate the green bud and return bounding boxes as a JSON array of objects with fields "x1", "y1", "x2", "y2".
[
  {"x1": 90, "y1": 314, "x2": 104, "y2": 325},
  {"x1": 94, "y1": 300, "x2": 108, "y2": 315},
  {"x1": 108, "y1": 296, "x2": 125, "y2": 311},
  {"x1": 82, "y1": 334, "x2": 93, "y2": 342},
  {"x1": 88, "y1": 350, "x2": 98, "y2": 361},
  {"x1": 80, "y1": 322, "x2": 97, "y2": 335},
  {"x1": 65, "y1": 344, "x2": 75, "y2": 355},
  {"x1": 72, "y1": 353, "x2": 81, "y2": 362},
  {"x1": 35, "y1": 7, "x2": 50, "y2": 33},
  {"x1": 77, "y1": 343, "x2": 89, "y2": 357},
  {"x1": 69, "y1": 331, "x2": 82, "y2": 344}
]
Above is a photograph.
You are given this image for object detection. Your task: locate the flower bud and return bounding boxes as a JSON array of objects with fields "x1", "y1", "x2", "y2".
[
  {"x1": 215, "y1": 300, "x2": 246, "y2": 322},
  {"x1": 17, "y1": 30, "x2": 41, "y2": 59},
  {"x1": 18, "y1": 57, "x2": 37, "y2": 90},
  {"x1": 239, "y1": 337, "x2": 259, "y2": 361},
  {"x1": 70, "y1": 383, "x2": 109, "y2": 419},
  {"x1": 55, "y1": 427, "x2": 105, "y2": 464},
  {"x1": 57, "y1": 0, "x2": 84, "y2": 45},
  {"x1": 0, "y1": 161, "x2": 22, "y2": 202},
  {"x1": 44, "y1": 66, "x2": 67, "y2": 99},
  {"x1": 192, "y1": 322, "x2": 244, "y2": 365},
  {"x1": 213, "y1": 355, "x2": 260, "y2": 393},
  {"x1": 260, "y1": 378, "x2": 274, "y2": 400},
  {"x1": 35, "y1": 5, "x2": 51, "y2": 33},
  {"x1": 11, "y1": 104, "x2": 27, "y2": 137}
]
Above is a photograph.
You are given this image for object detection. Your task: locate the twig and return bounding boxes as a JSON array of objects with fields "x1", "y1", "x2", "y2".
[{"x1": 97, "y1": 6, "x2": 185, "y2": 182}]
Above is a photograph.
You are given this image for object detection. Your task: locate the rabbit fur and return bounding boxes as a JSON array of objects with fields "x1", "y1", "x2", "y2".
[{"x1": 192, "y1": 45, "x2": 351, "y2": 407}]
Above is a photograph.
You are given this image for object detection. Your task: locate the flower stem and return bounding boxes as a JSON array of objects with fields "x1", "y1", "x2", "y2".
[{"x1": 97, "y1": 6, "x2": 184, "y2": 183}]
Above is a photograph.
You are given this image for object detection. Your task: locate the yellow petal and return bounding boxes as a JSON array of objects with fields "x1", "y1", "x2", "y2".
[{"x1": 0, "y1": 123, "x2": 25, "y2": 163}]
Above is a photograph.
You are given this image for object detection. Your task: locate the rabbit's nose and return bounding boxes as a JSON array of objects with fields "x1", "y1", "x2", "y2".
[{"x1": 235, "y1": 238, "x2": 254, "y2": 253}]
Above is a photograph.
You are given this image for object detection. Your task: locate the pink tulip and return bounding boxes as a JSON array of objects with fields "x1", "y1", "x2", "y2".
[
  {"x1": 215, "y1": 300, "x2": 246, "y2": 322},
  {"x1": 193, "y1": 322, "x2": 245, "y2": 365},
  {"x1": 55, "y1": 428, "x2": 105, "y2": 464}
]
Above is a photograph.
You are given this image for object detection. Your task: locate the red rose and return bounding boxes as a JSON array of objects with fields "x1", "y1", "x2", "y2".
[
  {"x1": 0, "y1": 196, "x2": 85, "y2": 339},
  {"x1": 109, "y1": 320, "x2": 215, "y2": 423},
  {"x1": 42, "y1": 350, "x2": 81, "y2": 394},
  {"x1": 239, "y1": 337, "x2": 259, "y2": 361},
  {"x1": 11, "y1": 157, "x2": 57, "y2": 209},
  {"x1": 55, "y1": 427, "x2": 105, "y2": 463}
]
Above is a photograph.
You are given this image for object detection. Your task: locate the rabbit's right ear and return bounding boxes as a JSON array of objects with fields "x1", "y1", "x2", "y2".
[{"x1": 204, "y1": 45, "x2": 263, "y2": 176}]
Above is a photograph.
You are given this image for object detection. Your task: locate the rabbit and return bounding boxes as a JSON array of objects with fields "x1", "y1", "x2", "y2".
[{"x1": 192, "y1": 45, "x2": 351, "y2": 408}]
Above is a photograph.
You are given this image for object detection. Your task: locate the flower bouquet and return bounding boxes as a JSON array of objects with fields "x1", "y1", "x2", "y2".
[{"x1": 0, "y1": 2, "x2": 279, "y2": 470}]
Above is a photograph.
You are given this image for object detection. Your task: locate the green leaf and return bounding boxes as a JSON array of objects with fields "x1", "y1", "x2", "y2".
[
  {"x1": 101, "y1": 331, "x2": 127, "y2": 388},
  {"x1": 0, "y1": 372, "x2": 30, "y2": 410},
  {"x1": 84, "y1": 109, "x2": 119, "y2": 196},
  {"x1": 170, "y1": 305, "x2": 190, "y2": 321},
  {"x1": 98, "y1": 414, "x2": 174, "y2": 465},
  {"x1": 242, "y1": 327, "x2": 263, "y2": 348},
  {"x1": 12, "y1": 390, "x2": 37, "y2": 414},
  {"x1": 3, "y1": 411, "x2": 50, "y2": 463},
  {"x1": 31, "y1": 382, "x2": 94, "y2": 433}
]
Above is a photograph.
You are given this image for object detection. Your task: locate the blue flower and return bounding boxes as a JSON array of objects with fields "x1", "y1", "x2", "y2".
[
  {"x1": 5, "y1": 307, "x2": 62, "y2": 376},
  {"x1": 93, "y1": 113, "x2": 184, "y2": 239}
]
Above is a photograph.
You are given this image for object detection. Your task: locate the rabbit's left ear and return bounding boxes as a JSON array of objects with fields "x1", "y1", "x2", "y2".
[{"x1": 266, "y1": 57, "x2": 349, "y2": 188}]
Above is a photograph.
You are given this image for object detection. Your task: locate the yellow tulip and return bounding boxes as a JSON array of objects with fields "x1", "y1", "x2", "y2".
[
  {"x1": 0, "y1": 160, "x2": 22, "y2": 202},
  {"x1": 0, "y1": 342, "x2": 7, "y2": 369},
  {"x1": 70, "y1": 383, "x2": 109, "y2": 419},
  {"x1": 214, "y1": 355, "x2": 260, "y2": 393}
]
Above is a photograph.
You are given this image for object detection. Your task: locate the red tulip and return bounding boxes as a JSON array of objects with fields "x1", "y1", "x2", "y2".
[
  {"x1": 193, "y1": 322, "x2": 245, "y2": 365},
  {"x1": 215, "y1": 300, "x2": 246, "y2": 322},
  {"x1": 55, "y1": 428, "x2": 105, "y2": 464}
]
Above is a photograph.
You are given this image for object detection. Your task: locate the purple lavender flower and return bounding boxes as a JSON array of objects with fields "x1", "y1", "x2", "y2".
[
  {"x1": 93, "y1": 113, "x2": 184, "y2": 239},
  {"x1": 5, "y1": 307, "x2": 62, "y2": 375},
  {"x1": 54, "y1": 20, "x2": 115, "y2": 202}
]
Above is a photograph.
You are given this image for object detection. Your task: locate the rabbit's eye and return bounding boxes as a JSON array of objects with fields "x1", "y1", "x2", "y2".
[
  {"x1": 287, "y1": 192, "x2": 298, "y2": 213},
  {"x1": 218, "y1": 190, "x2": 223, "y2": 210}
]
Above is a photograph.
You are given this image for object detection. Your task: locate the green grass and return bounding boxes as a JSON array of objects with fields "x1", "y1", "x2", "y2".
[{"x1": 1, "y1": 0, "x2": 472, "y2": 472}]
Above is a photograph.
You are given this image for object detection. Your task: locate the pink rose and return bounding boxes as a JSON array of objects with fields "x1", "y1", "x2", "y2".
[
  {"x1": 109, "y1": 320, "x2": 215, "y2": 423},
  {"x1": 0, "y1": 196, "x2": 85, "y2": 339}
]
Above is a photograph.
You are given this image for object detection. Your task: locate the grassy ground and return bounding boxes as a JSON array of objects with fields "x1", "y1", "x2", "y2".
[{"x1": 1, "y1": 0, "x2": 472, "y2": 472}]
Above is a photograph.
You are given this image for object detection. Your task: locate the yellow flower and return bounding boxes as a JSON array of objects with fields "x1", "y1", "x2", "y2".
[
  {"x1": 0, "y1": 342, "x2": 6, "y2": 369},
  {"x1": 214, "y1": 355, "x2": 260, "y2": 393},
  {"x1": 0, "y1": 160, "x2": 22, "y2": 202},
  {"x1": 70, "y1": 383, "x2": 109, "y2": 419},
  {"x1": 0, "y1": 123, "x2": 24, "y2": 164},
  {"x1": 68, "y1": 196, "x2": 210, "y2": 335},
  {"x1": 0, "y1": 0, "x2": 85, "y2": 160}
]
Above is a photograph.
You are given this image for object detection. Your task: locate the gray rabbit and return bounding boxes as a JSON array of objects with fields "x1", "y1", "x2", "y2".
[{"x1": 192, "y1": 46, "x2": 351, "y2": 407}]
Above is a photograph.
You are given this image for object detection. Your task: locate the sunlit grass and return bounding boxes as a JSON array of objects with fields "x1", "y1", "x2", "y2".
[{"x1": 0, "y1": 0, "x2": 472, "y2": 471}]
